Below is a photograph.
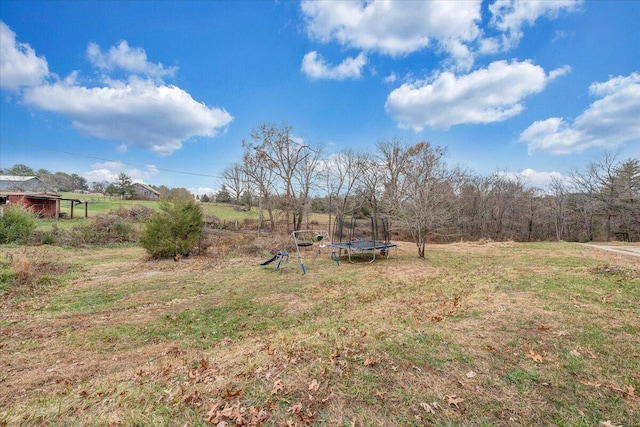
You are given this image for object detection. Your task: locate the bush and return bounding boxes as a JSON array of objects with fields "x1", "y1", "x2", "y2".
[
  {"x1": 0, "y1": 204, "x2": 37, "y2": 244},
  {"x1": 140, "y1": 199, "x2": 203, "y2": 258},
  {"x1": 69, "y1": 214, "x2": 137, "y2": 245},
  {"x1": 109, "y1": 204, "x2": 154, "y2": 220}
]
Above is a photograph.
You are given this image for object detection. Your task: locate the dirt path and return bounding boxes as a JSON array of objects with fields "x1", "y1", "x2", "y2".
[{"x1": 584, "y1": 244, "x2": 640, "y2": 257}]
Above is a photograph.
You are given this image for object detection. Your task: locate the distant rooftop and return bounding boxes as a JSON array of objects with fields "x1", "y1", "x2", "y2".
[{"x1": 0, "y1": 175, "x2": 38, "y2": 182}]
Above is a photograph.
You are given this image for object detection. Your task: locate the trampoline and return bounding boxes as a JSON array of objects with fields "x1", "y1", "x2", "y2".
[{"x1": 328, "y1": 215, "x2": 396, "y2": 263}]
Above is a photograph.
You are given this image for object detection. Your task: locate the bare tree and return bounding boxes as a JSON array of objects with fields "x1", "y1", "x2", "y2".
[
  {"x1": 376, "y1": 137, "x2": 412, "y2": 217},
  {"x1": 378, "y1": 141, "x2": 454, "y2": 258},
  {"x1": 245, "y1": 123, "x2": 316, "y2": 231},
  {"x1": 220, "y1": 162, "x2": 246, "y2": 206},
  {"x1": 570, "y1": 152, "x2": 628, "y2": 241},
  {"x1": 293, "y1": 146, "x2": 322, "y2": 230},
  {"x1": 242, "y1": 141, "x2": 277, "y2": 231},
  {"x1": 317, "y1": 149, "x2": 368, "y2": 231},
  {"x1": 549, "y1": 176, "x2": 569, "y2": 241},
  {"x1": 614, "y1": 158, "x2": 640, "y2": 241}
]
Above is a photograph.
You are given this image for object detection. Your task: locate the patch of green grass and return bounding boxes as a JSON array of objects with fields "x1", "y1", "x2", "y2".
[{"x1": 503, "y1": 368, "x2": 542, "y2": 392}]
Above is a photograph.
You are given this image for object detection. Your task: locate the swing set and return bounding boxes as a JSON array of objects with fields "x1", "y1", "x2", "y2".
[{"x1": 259, "y1": 229, "x2": 340, "y2": 275}]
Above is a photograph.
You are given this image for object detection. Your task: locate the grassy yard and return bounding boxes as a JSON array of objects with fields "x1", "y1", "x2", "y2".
[
  {"x1": 0, "y1": 240, "x2": 638, "y2": 426},
  {"x1": 40, "y1": 195, "x2": 294, "y2": 231}
]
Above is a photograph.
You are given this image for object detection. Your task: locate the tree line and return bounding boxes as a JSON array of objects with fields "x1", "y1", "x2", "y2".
[
  {"x1": 214, "y1": 123, "x2": 639, "y2": 255},
  {"x1": 0, "y1": 165, "x2": 192, "y2": 200}
]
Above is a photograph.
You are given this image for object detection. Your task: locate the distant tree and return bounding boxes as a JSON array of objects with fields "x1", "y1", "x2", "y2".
[
  {"x1": 240, "y1": 190, "x2": 252, "y2": 207},
  {"x1": 318, "y1": 149, "x2": 369, "y2": 232},
  {"x1": 242, "y1": 140, "x2": 277, "y2": 231},
  {"x1": 154, "y1": 185, "x2": 170, "y2": 198},
  {"x1": 220, "y1": 162, "x2": 246, "y2": 206},
  {"x1": 3, "y1": 164, "x2": 35, "y2": 176},
  {"x1": 36, "y1": 169, "x2": 55, "y2": 190},
  {"x1": 215, "y1": 185, "x2": 232, "y2": 203},
  {"x1": 105, "y1": 183, "x2": 119, "y2": 197},
  {"x1": 200, "y1": 193, "x2": 211, "y2": 203},
  {"x1": 166, "y1": 188, "x2": 194, "y2": 201},
  {"x1": 70, "y1": 173, "x2": 88, "y2": 191},
  {"x1": 245, "y1": 123, "x2": 319, "y2": 231},
  {"x1": 549, "y1": 176, "x2": 570, "y2": 241},
  {"x1": 91, "y1": 181, "x2": 108, "y2": 194},
  {"x1": 614, "y1": 158, "x2": 640, "y2": 241},
  {"x1": 116, "y1": 172, "x2": 135, "y2": 199},
  {"x1": 53, "y1": 172, "x2": 73, "y2": 191}
]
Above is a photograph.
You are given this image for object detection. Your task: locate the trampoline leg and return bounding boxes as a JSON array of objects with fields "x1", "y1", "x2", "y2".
[{"x1": 301, "y1": 262, "x2": 306, "y2": 275}]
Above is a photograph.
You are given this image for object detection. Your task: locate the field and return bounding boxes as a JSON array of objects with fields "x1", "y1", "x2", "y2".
[
  {"x1": 41, "y1": 195, "x2": 263, "y2": 232},
  {"x1": 1, "y1": 239, "x2": 639, "y2": 426}
]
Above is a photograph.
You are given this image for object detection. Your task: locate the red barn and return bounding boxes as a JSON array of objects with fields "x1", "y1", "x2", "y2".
[
  {"x1": 1, "y1": 192, "x2": 60, "y2": 217},
  {"x1": 0, "y1": 192, "x2": 88, "y2": 219}
]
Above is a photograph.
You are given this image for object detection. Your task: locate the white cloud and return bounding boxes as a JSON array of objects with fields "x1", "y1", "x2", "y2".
[
  {"x1": 301, "y1": 51, "x2": 367, "y2": 80},
  {"x1": 23, "y1": 76, "x2": 233, "y2": 155},
  {"x1": 498, "y1": 168, "x2": 565, "y2": 189},
  {"x1": 384, "y1": 73, "x2": 397, "y2": 84},
  {"x1": 301, "y1": 1, "x2": 581, "y2": 72},
  {"x1": 520, "y1": 73, "x2": 640, "y2": 154},
  {"x1": 2, "y1": 25, "x2": 232, "y2": 155},
  {"x1": 86, "y1": 41, "x2": 177, "y2": 81},
  {"x1": 191, "y1": 187, "x2": 217, "y2": 197},
  {"x1": 385, "y1": 60, "x2": 568, "y2": 131},
  {"x1": 301, "y1": 0, "x2": 480, "y2": 70},
  {"x1": 0, "y1": 21, "x2": 49, "y2": 90},
  {"x1": 83, "y1": 161, "x2": 159, "y2": 183},
  {"x1": 486, "y1": 0, "x2": 582, "y2": 53}
]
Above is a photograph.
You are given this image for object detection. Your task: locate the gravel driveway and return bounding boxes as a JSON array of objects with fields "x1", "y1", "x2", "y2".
[{"x1": 585, "y1": 244, "x2": 640, "y2": 257}]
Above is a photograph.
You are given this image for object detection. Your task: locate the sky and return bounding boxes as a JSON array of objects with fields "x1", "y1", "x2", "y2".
[{"x1": 1, "y1": 0, "x2": 639, "y2": 196}]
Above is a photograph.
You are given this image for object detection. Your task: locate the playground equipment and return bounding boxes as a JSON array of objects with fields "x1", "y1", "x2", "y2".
[
  {"x1": 328, "y1": 215, "x2": 396, "y2": 263},
  {"x1": 260, "y1": 229, "x2": 339, "y2": 275}
]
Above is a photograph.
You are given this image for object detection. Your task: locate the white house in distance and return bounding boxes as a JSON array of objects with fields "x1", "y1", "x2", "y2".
[{"x1": 133, "y1": 182, "x2": 160, "y2": 200}]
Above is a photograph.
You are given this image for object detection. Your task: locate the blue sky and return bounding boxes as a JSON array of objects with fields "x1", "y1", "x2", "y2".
[{"x1": 1, "y1": 0, "x2": 639, "y2": 195}]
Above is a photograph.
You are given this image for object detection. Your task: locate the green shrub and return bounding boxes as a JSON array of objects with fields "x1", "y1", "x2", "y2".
[
  {"x1": 0, "y1": 204, "x2": 37, "y2": 244},
  {"x1": 140, "y1": 198, "x2": 203, "y2": 258}
]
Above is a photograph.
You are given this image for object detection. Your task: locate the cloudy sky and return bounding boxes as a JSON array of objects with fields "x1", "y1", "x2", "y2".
[{"x1": 1, "y1": 0, "x2": 639, "y2": 195}]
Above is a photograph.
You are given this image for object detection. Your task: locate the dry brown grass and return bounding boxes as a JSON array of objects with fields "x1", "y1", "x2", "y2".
[{"x1": 0, "y1": 240, "x2": 638, "y2": 426}]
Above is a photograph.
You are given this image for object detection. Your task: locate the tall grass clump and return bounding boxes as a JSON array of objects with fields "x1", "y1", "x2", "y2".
[
  {"x1": 140, "y1": 198, "x2": 203, "y2": 258},
  {"x1": 0, "y1": 204, "x2": 37, "y2": 244}
]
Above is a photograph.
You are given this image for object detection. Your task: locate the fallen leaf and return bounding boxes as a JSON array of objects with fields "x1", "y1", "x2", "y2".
[
  {"x1": 271, "y1": 379, "x2": 284, "y2": 395},
  {"x1": 570, "y1": 349, "x2": 581, "y2": 357},
  {"x1": 287, "y1": 402, "x2": 302, "y2": 414},
  {"x1": 581, "y1": 380, "x2": 602, "y2": 388},
  {"x1": 206, "y1": 400, "x2": 221, "y2": 422},
  {"x1": 584, "y1": 349, "x2": 599, "y2": 359},
  {"x1": 552, "y1": 330, "x2": 569, "y2": 337},
  {"x1": 225, "y1": 389, "x2": 241, "y2": 398},
  {"x1": 600, "y1": 421, "x2": 621, "y2": 427},
  {"x1": 446, "y1": 394, "x2": 464, "y2": 408},
  {"x1": 308, "y1": 379, "x2": 319, "y2": 392},
  {"x1": 364, "y1": 356, "x2": 377, "y2": 366},
  {"x1": 526, "y1": 350, "x2": 543, "y2": 363},
  {"x1": 419, "y1": 402, "x2": 436, "y2": 414},
  {"x1": 465, "y1": 371, "x2": 476, "y2": 378}
]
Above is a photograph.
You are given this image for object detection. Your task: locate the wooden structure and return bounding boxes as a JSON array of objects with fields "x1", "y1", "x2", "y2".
[
  {"x1": 133, "y1": 183, "x2": 161, "y2": 200},
  {"x1": 0, "y1": 192, "x2": 88, "y2": 219}
]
